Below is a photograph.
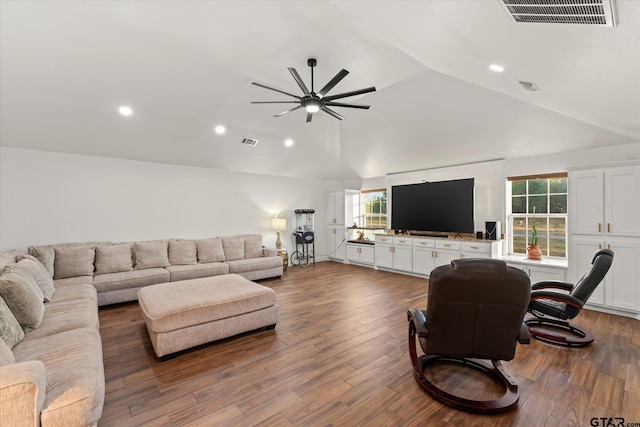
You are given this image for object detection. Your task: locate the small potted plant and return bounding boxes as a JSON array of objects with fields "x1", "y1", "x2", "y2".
[{"x1": 527, "y1": 207, "x2": 542, "y2": 260}]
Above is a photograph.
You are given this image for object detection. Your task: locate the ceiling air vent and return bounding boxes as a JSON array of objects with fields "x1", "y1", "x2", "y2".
[
  {"x1": 241, "y1": 137, "x2": 259, "y2": 147},
  {"x1": 498, "y1": 0, "x2": 617, "y2": 27},
  {"x1": 518, "y1": 80, "x2": 541, "y2": 91}
]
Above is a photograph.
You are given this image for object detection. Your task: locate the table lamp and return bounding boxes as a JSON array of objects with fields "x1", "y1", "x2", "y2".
[{"x1": 272, "y1": 217, "x2": 287, "y2": 250}]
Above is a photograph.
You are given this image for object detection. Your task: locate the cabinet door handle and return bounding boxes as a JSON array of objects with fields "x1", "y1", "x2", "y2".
[
  {"x1": 608, "y1": 244, "x2": 611, "y2": 250},
  {"x1": 607, "y1": 223, "x2": 611, "y2": 233},
  {"x1": 599, "y1": 243, "x2": 602, "y2": 249},
  {"x1": 598, "y1": 223, "x2": 602, "y2": 233}
]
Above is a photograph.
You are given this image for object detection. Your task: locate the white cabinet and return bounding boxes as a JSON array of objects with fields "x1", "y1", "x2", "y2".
[
  {"x1": 326, "y1": 226, "x2": 345, "y2": 262},
  {"x1": 569, "y1": 235, "x2": 640, "y2": 313},
  {"x1": 378, "y1": 236, "x2": 500, "y2": 276},
  {"x1": 570, "y1": 165, "x2": 640, "y2": 237},
  {"x1": 326, "y1": 192, "x2": 346, "y2": 225},
  {"x1": 568, "y1": 162, "x2": 640, "y2": 316},
  {"x1": 434, "y1": 240, "x2": 461, "y2": 268},
  {"x1": 506, "y1": 262, "x2": 567, "y2": 284},
  {"x1": 412, "y1": 238, "x2": 436, "y2": 275},
  {"x1": 325, "y1": 190, "x2": 358, "y2": 263},
  {"x1": 346, "y1": 243, "x2": 375, "y2": 265},
  {"x1": 374, "y1": 235, "x2": 412, "y2": 272},
  {"x1": 392, "y1": 237, "x2": 413, "y2": 272}
]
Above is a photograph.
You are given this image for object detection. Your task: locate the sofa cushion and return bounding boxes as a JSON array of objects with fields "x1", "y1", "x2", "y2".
[
  {"x1": 12, "y1": 327, "x2": 105, "y2": 427},
  {"x1": 0, "y1": 249, "x2": 27, "y2": 272},
  {"x1": 93, "y1": 268, "x2": 170, "y2": 293},
  {"x1": 225, "y1": 256, "x2": 284, "y2": 274},
  {"x1": 53, "y1": 246, "x2": 96, "y2": 280},
  {"x1": 0, "y1": 296, "x2": 24, "y2": 349},
  {"x1": 196, "y1": 238, "x2": 225, "y2": 263},
  {"x1": 239, "y1": 234, "x2": 264, "y2": 259},
  {"x1": 168, "y1": 240, "x2": 197, "y2": 265},
  {"x1": 94, "y1": 244, "x2": 133, "y2": 275},
  {"x1": 21, "y1": 299, "x2": 99, "y2": 341},
  {"x1": 48, "y1": 284, "x2": 97, "y2": 304},
  {"x1": 0, "y1": 336, "x2": 15, "y2": 366},
  {"x1": 54, "y1": 276, "x2": 93, "y2": 289},
  {"x1": 27, "y1": 246, "x2": 55, "y2": 278},
  {"x1": 222, "y1": 237, "x2": 245, "y2": 261},
  {"x1": 165, "y1": 262, "x2": 229, "y2": 282},
  {"x1": 0, "y1": 266, "x2": 45, "y2": 331},
  {"x1": 134, "y1": 241, "x2": 169, "y2": 270},
  {"x1": 16, "y1": 255, "x2": 56, "y2": 302}
]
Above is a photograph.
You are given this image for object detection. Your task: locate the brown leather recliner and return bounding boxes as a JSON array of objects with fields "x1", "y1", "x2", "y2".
[{"x1": 408, "y1": 258, "x2": 531, "y2": 414}]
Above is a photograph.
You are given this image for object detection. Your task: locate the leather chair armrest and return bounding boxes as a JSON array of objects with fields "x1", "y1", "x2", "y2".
[
  {"x1": 530, "y1": 290, "x2": 585, "y2": 310},
  {"x1": 531, "y1": 280, "x2": 573, "y2": 292},
  {"x1": 407, "y1": 309, "x2": 429, "y2": 338}
]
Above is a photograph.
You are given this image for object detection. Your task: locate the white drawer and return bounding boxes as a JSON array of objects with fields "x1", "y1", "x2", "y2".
[
  {"x1": 413, "y1": 238, "x2": 435, "y2": 248},
  {"x1": 436, "y1": 240, "x2": 461, "y2": 250},
  {"x1": 393, "y1": 237, "x2": 413, "y2": 246},
  {"x1": 375, "y1": 235, "x2": 393, "y2": 244},
  {"x1": 461, "y1": 242, "x2": 491, "y2": 254}
]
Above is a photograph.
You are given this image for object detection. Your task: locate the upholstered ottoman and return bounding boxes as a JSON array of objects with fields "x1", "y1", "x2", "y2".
[{"x1": 138, "y1": 274, "x2": 278, "y2": 358}]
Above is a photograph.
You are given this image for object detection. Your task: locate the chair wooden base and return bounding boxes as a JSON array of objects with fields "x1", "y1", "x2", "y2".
[
  {"x1": 408, "y1": 319, "x2": 520, "y2": 415},
  {"x1": 525, "y1": 317, "x2": 594, "y2": 347}
]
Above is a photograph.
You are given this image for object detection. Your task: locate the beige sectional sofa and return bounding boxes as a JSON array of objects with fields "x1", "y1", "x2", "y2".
[
  {"x1": 29, "y1": 234, "x2": 283, "y2": 306},
  {"x1": 0, "y1": 249, "x2": 104, "y2": 427},
  {"x1": 0, "y1": 234, "x2": 282, "y2": 426}
]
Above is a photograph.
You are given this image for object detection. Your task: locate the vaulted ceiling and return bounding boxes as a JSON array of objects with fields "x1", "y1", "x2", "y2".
[{"x1": 1, "y1": 1, "x2": 639, "y2": 180}]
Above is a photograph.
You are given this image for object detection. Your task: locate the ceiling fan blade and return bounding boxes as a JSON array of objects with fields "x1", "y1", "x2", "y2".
[
  {"x1": 324, "y1": 101, "x2": 370, "y2": 110},
  {"x1": 287, "y1": 67, "x2": 310, "y2": 95},
  {"x1": 251, "y1": 101, "x2": 300, "y2": 104},
  {"x1": 306, "y1": 112, "x2": 313, "y2": 123},
  {"x1": 318, "y1": 69, "x2": 349, "y2": 97},
  {"x1": 252, "y1": 82, "x2": 301, "y2": 100},
  {"x1": 323, "y1": 86, "x2": 376, "y2": 101},
  {"x1": 320, "y1": 106, "x2": 344, "y2": 120},
  {"x1": 274, "y1": 105, "x2": 303, "y2": 117}
]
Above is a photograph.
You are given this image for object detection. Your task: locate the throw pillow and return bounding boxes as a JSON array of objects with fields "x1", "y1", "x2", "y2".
[
  {"x1": 196, "y1": 238, "x2": 225, "y2": 263},
  {"x1": 15, "y1": 255, "x2": 56, "y2": 302},
  {"x1": 95, "y1": 244, "x2": 133, "y2": 275},
  {"x1": 53, "y1": 246, "x2": 96, "y2": 279},
  {"x1": 222, "y1": 237, "x2": 245, "y2": 261},
  {"x1": 242, "y1": 235, "x2": 264, "y2": 259},
  {"x1": 0, "y1": 296, "x2": 25, "y2": 349},
  {"x1": 0, "y1": 336, "x2": 16, "y2": 366},
  {"x1": 27, "y1": 246, "x2": 55, "y2": 278},
  {"x1": 168, "y1": 240, "x2": 197, "y2": 265},
  {"x1": 134, "y1": 241, "x2": 169, "y2": 270},
  {"x1": 0, "y1": 265, "x2": 45, "y2": 331}
]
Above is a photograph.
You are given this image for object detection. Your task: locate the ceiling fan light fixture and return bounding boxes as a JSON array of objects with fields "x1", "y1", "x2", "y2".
[{"x1": 305, "y1": 102, "x2": 320, "y2": 113}]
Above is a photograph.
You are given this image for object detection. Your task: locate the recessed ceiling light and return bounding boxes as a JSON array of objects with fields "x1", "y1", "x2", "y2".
[
  {"x1": 284, "y1": 139, "x2": 294, "y2": 147},
  {"x1": 215, "y1": 125, "x2": 226, "y2": 135},
  {"x1": 489, "y1": 64, "x2": 505, "y2": 73},
  {"x1": 118, "y1": 106, "x2": 133, "y2": 116}
]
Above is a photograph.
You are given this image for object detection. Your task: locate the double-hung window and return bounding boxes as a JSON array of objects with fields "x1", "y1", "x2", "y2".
[
  {"x1": 507, "y1": 173, "x2": 568, "y2": 257},
  {"x1": 356, "y1": 189, "x2": 387, "y2": 228}
]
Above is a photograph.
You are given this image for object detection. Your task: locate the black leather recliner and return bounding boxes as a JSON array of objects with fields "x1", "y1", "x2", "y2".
[
  {"x1": 526, "y1": 248, "x2": 614, "y2": 347},
  {"x1": 408, "y1": 259, "x2": 531, "y2": 414}
]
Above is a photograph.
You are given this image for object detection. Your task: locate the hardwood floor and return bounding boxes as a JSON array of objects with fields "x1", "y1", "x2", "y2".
[{"x1": 99, "y1": 262, "x2": 640, "y2": 426}]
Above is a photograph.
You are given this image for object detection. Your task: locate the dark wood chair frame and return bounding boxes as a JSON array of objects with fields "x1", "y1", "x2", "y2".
[{"x1": 407, "y1": 309, "x2": 530, "y2": 415}]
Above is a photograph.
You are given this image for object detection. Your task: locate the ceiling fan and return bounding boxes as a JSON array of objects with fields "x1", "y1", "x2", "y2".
[{"x1": 251, "y1": 58, "x2": 376, "y2": 123}]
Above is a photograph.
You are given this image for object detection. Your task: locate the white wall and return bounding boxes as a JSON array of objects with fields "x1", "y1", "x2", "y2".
[{"x1": 0, "y1": 147, "x2": 340, "y2": 253}]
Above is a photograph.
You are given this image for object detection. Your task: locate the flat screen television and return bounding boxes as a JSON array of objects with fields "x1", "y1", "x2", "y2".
[{"x1": 391, "y1": 178, "x2": 474, "y2": 234}]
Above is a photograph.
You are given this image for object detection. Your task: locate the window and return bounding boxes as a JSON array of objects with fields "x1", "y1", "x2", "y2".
[
  {"x1": 358, "y1": 189, "x2": 387, "y2": 228},
  {"x1": 508, "y1": 173, "x2": 568, "y2": 257}
]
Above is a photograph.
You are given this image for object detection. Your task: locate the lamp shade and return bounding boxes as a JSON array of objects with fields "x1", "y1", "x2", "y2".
[{"x1": 272, "y1": 218, "x2": 287, "y2": 232}]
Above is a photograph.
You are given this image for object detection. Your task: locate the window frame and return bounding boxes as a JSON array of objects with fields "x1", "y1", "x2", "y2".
[
  {"x1": 507, "y1": 173, "x2": 568, "y2": 258},
  {"x1": 357, "y1": 189, "x2": 388, "y2": 229}
]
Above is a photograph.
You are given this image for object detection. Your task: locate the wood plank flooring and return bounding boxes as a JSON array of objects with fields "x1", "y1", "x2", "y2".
[{"x1": 99, "y1": 262, "x2": 640, "y2": 426}]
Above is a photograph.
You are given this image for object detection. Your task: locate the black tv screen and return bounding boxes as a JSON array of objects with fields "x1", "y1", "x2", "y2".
[{"x1": 391, "y1": 178, "x2": 474, "y2": 234}]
